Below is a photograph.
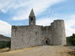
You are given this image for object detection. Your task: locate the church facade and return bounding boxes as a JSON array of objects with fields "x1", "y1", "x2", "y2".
[{"x1": 11, "y1": 9, "x2": 66, "y2": 50}]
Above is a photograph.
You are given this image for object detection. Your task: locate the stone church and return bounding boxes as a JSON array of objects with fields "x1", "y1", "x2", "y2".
[{"x1": 11, "y1": 9, "x2": 66, "y2": 50}]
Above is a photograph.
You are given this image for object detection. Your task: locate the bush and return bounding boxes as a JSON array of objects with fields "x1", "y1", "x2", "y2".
[
  {"x1": 0, "y1": 41, "x2": 11, "y2": 48},
  {"x1": 69, "y1": 33, "x2": 75, "y2": 46}
]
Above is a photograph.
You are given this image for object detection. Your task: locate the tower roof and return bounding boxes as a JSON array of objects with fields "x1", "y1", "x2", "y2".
[{"x1": 29, "y1": 9, "x2": 35, "y2": 17}]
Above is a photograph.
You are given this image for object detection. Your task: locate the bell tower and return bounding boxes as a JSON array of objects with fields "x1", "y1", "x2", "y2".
[{"x1": 29, "y1": 9, "x2": 36, "y2": 26}]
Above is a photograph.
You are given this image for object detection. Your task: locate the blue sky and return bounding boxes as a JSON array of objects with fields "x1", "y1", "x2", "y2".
[{"x1": 0, "y1": 0, "x2": 75, "y2": 37}]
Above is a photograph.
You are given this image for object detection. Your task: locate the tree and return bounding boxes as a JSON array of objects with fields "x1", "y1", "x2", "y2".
[{"x1": 69, "y1": 33, "x2": 75, "y2": 46}]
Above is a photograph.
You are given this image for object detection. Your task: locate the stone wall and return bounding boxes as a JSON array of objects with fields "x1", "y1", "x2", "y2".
[
  {"x1": 42, "y1": 26, "x2": 52, "y2": 45},
  {"x1": 51, "y1": 20, "x2": 66, "y2": 45},
  {"x1": 11, "y1": 19, "x2": 66, "y2": 50},
  {"x1": 11, "y1": 25, "x2": 51, "y2": 50}
]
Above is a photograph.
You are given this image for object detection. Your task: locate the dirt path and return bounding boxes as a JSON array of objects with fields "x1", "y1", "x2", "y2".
[{"x1": 0, "y1": 46, "x2": 74, "y2": 56}]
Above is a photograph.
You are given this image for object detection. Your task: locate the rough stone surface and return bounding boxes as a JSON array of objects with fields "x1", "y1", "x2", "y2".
[{"x1": 11, "y1": 10, "x2": 66, "y2": 50}]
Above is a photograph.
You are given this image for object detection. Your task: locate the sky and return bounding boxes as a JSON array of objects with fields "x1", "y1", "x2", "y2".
[{"x1": 0, "y1": 0, "x2": 75, "y2": 37}]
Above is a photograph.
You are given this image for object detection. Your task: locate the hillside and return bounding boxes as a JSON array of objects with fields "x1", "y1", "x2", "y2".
[
  {"x1": 0, "y1": 46, "x2": 75, "y2": 56},
  {"x1": 0, "y1": 35, "x2": 10, "y2": 41}
]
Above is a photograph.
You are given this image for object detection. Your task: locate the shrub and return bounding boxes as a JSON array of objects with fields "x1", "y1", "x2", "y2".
[{"x1": 0, "y1": 41, "x2": 11, "y2": 48}]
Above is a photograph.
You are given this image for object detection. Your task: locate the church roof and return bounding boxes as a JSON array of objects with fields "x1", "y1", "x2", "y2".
[{"x1": 29, "y1": 9, "x2": 35, "y2": 17}]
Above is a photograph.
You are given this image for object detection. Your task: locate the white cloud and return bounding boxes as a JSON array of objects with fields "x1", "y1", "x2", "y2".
[
  {"x1": 65, "y1": 15, "x2": 75, "y2": 36},
  {"x1": 0, "y1": 0, "x2": 13, "y2": 13},
  {"x1": 36, "y1": 18, "x2": 53, "y2": 26},
  {"x1": 29, "y1": 0, "x2": 64, "y2": 15},
  {"x1": 12, "y1": 9, "x2": 30, "y2": 20},
  {"x1": 0, "y1": 20, "x2": 11, "y2": 37},
  {"x1": 0, "y1": 0, "x2": 64, "y2": 20}
]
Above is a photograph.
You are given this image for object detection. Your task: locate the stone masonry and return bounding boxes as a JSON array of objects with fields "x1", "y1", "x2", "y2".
[{"x1": 11, "y1": 9, "x2": 66, "y2": 50}]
